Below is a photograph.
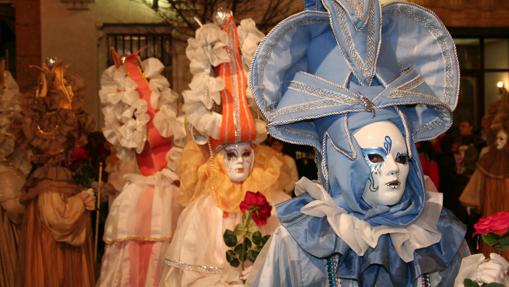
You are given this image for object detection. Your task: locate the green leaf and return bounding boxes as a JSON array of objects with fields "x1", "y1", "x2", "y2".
[
  {"x1": 482, "y1": 234, "x2": 500, "y2": 246},
  {"x1": 234, "y1": 244, "x2": 247, "y2": 261},
  {"x1": 247, "y1": 249, "x2": 260, "y2": 262},
  {"x1": 261, "y1": 235, "x2": 270, "y2": 246},
  {"x1": 223, "y1": 229, "x2": 237, "y2": 247},
  {"x1": 244, "y1": 238, "x2": 252, "y2": 249},
  {"x1": 495, "y1": 244, "x2": 509, "y2": 250},
  {"x1": 226, "y1": 250, "x2": 240, "y2": 267},
  {"x1": 252, "y1": 231, "x2": 263, "y2": 245},
  {"x1": 234, "y1": 239, "x2": 252, "y2": 261},
  {"x1": 496, "y1": 235, "x2": 509, "y2": 245},
  {"x1": 463, "y1": 278, "x2": 480, "y2": 287}
]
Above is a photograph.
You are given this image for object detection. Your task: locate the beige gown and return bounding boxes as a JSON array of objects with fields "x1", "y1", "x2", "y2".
[
  {"x1": 0, "y1": 164, "x2": 25, "y2": 287},
  {"x1": 19, "y1": 165, "x2": 95, "y2": 287}
]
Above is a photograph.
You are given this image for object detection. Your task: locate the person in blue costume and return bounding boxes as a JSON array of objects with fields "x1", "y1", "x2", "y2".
[{"x1": 246, "y1": 0, "x2": 470, "y2": 286}]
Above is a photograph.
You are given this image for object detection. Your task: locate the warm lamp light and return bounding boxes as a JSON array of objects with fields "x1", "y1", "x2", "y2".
[{"x1": 497, "y1": 81, "x2": 504, "y2": 88}]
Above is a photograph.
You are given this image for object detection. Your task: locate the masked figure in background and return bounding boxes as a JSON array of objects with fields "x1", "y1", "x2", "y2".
[
  {"x1": 161, "y1": 10, "x2": 292, "y2": 286},
  {"x1": 14, "y1": 59, "x2": 96, "y2": 287},
  {"x1": 97, "y1": 50, "x2": 186, "y2": 286},
  {"x1": 461, "y1": 98, "x2": 509, "y2": 261},
  {"x1": 246, "y1": 1, "x2": 473, "y2": 286},
  {"x1": 0, "y1": 60, "x2": 31, "y2": 287}
]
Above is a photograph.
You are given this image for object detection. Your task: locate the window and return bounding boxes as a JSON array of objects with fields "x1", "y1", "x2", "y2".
[
  {"x1": 103, "y1": 24, "x2": 173, "y2": 82},
  {"x1": 451, "y1": 28, "x2": 509, "y2": 129}
]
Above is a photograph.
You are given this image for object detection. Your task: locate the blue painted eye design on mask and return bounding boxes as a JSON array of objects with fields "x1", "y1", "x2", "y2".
[
  {"x1": 361, "y1": 136, "x2": 409, "y2": 173},
  {"x1": 361, "y1": 136, "x2": 392, "y2": 173},
  {"x1": 395, "y1": 152, "x2": 409, "y2": 164}
]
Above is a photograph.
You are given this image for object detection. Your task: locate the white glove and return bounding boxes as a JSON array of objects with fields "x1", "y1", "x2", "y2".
[
  {"x1": 476, "y1": 253, "x2": 509, "y2": 285},
  {"x1": 455, "y1": 253, "x2": 509, "y2": 286}
]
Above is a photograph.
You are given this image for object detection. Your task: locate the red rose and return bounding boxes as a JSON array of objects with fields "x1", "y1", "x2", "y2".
[
  {"x1": 240, "y1": 191, "x2": 272, "y2": 226},
  {"x1": 474, "y1": 211, "x2": 509, "y2": 236},
  {"x1": 70, "y1": 147, "x2": 91, "y2": 163}
]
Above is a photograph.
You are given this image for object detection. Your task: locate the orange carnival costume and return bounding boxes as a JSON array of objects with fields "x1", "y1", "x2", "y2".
[
  {"x1": 16, "y1": 60, "x2": 96, "y2": 287},
  {"x1": 0, "y1": 62, "x2": 30, "y2": 287},
  {"x1": 161, "y1": 12, "x2": 293, "y2": 286},
  {"x1": 97, "y1": 51, "x2": 186, "y2": 286}
]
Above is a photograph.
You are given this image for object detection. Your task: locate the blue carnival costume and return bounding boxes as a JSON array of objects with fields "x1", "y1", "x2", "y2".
[{"x1": 246, "y1": 0, "x2": 469, "y2": 286}]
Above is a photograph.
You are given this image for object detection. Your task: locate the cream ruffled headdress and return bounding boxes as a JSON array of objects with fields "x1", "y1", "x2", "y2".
[{"x1": 99, "y1": 50, "x2": 186, "y2": 174}]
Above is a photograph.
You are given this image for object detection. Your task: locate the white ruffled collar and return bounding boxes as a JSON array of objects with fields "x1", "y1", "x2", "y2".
[{"x1": 296, "y1": 177, "x2": 443, "y2": 262}]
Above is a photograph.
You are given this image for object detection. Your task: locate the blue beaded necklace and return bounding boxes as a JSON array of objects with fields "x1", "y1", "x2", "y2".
[{"x1": 326, "y1": 255, "x2": 340, "y2": 287}]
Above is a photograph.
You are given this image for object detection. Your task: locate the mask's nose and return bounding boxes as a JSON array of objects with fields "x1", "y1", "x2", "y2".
[{"x1": 385, "y1": 155, "x2": 399, "y2": 176}]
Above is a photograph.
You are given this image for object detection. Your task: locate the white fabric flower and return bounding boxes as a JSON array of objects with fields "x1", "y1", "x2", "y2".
[
  {"x1": 237, "y1": 18, "x2": 265, "y2": 70},
  {"x1": 187, "y1": 73, "x2": 224, "y2": 109},
  {"x1": 142, "y1": 57, "x2": 165, "y2": 79},
  {"x1": 188, "y1": 24, "x2": 230, "y2": 68},
  {"x1": 100, "y1": 57, "x2": 185, "y2": 165}
]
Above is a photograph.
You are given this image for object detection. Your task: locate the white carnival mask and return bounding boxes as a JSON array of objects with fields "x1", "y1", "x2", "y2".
[
  {"x1": 220, "y1": 142, "x2": 255, "y2": 183},
  {"x1": 353, "y1": 121, "x2": 410, "y2": 207},
  {"x1": 495, "y1": 129, "x2": 508, "y2": 150}
]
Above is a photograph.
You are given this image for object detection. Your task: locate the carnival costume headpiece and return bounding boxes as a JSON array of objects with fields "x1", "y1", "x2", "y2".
[
  {"x1": 182, "y1": 9, "x2": 266, "y2": 150},
  {"x1": 13, "y1": 58, "x2": 95, "y2": 166},
  {"x1": 99, "y1": 50, "x2": 185, "y2": 175},
  {"x1": 250, "y1": 0, "x2": 465, "y2": 285},
  {"x1": 177, "y1": 12, "x2": 296, "y2": 212}
]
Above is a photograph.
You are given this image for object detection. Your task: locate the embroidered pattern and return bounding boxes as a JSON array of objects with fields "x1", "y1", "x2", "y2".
[
  {"x1": 385, "y1": 3, "x2": 459, "y2": 108},
  {"x1": 164, "y1": 258, "x2": 224, "y2": 274},
  {"x1": 329, "y1": 0, "x2": 379, "y2": 84}
]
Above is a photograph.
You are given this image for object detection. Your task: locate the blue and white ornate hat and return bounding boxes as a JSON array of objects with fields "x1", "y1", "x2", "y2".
[{"x1": 251, "y1": 0, "x2": 459, "y2": 158}]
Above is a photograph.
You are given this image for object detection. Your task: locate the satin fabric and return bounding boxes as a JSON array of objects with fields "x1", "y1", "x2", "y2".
[
  {"x1": 98, "y1": 169, "x2": 182, "y2": 287},
  {"x1": 102, "y1": 169, "x2": 181, "y2": 243},
  {"x1": 161, "y1": 193, "x2": 289, "y2": 287},
  {"x1": 248, "y1": 183, "x2": 469, "y2": 287},
  {"x1": 251, "y1": 2, "x2": 458, "y2": 151},
  {"x1": 98, "y1": 241, "x2": 167, "y2": 287}
]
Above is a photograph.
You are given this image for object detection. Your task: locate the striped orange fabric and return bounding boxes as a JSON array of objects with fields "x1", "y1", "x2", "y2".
[
  {"x1": 210, "y1": 16, "x2": 256, "y2": 150},
  {"x1": 123, "y1": 52, "x2": 173, "y2": 176}
]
